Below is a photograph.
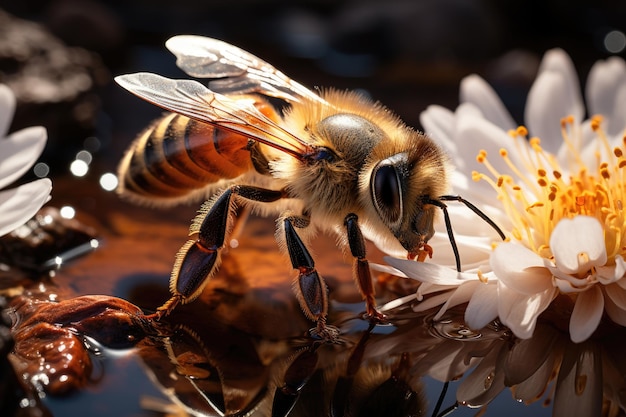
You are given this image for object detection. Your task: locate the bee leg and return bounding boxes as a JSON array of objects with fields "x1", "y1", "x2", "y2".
[
  {"x1": 344, "y1": 213, "x2": 386, "y2": 323},
  {"x1": 153, "y1": 186, "x2": 284, "y2": 319},
  {"x1": 283, "y1": 216, "x2": 339, "y2": 342}
]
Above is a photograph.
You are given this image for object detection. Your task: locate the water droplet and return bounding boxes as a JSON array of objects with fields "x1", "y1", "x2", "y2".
[
  {"x1": 484, "y1": 371, "x2": 495, "y2": 390},
  {"x1": 430, "y1": 317, "x2": 482, "y2": 340}
]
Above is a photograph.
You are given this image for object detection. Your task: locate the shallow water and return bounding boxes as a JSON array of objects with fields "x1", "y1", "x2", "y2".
[{"x1": 2, "y1": 175, "x2": 625, "y2": 417}]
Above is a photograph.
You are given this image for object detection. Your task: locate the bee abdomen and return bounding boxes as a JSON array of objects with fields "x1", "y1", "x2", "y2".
[{"x1": 119, "y1": 113, "x2": 252, "y2": 201}]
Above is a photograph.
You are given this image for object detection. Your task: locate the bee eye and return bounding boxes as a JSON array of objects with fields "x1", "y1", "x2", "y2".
[{"x1": 371, "y1": 163, "x2": 403, "y2": 224}]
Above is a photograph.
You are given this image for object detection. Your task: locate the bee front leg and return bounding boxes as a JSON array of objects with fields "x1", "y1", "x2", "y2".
[
  {"x1": 344, "y1": 213, "x2": 386, "y2": 323},
  {"x1": 152, "y1": 185, "x2": 284, "y2": 319},
  {"x1": 283, "y1": 215, "x2": 339, "y2": 342}
]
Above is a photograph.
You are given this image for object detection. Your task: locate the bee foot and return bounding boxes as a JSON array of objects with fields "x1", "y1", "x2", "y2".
[
  {"x1": 308, "y1": 325, "x2": 340, "y2": 343},
  {"x1": 363, "y1": 310, "x2": 388, "y2": 325}
]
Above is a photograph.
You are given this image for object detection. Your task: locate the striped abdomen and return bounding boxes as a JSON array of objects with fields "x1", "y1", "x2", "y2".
[{"x1": 118, "y1": 112, "x2": 256, "y2": 202}]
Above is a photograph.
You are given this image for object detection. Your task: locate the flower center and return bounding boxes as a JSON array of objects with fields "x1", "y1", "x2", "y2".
[{"x1": 473, "y1": 115, "x2": 626, "y2": 264}]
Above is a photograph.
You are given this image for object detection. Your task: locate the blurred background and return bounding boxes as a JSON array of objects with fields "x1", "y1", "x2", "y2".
[{"x1": 0, "y1": 0, "x2": 624, "y2": 184}]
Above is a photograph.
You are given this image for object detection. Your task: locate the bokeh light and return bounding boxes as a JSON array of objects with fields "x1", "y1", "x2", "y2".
[
  {"x1": 59, "y1": 206, "x2": 76, "y2": 219},
  {"x1": 99, "y1": 173, "x2": 119, "y2": 191},
  {"x1": 604, "y1": 30, "x2": 626, "y2": 54},
  {"x1": 70, "y1": 159, "x2": 89, "y2": 177}
]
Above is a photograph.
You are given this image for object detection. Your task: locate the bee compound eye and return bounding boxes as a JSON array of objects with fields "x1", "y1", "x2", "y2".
[{"x1": 371, "y1": 163, "x2": 402, "y2": 225}]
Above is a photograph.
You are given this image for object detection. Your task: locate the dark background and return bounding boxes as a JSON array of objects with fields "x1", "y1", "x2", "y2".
[{"x1": 0, "y1": 0, "x2": 624, "y2": 178}]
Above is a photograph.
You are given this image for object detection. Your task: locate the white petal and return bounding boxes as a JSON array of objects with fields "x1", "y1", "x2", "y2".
[
  {"x1": 464, "y1": 281, "x2": 499, "y2": 329},
  {"x1": 603, "y1": 287, "x2": 626, "y2": 326},
  {"x1": 490, "y1": 242, "x2": 553, "y2": 294},
  {"x1": 384, "y1": 256, "x2": 478, "y2": 286},
  {"x1": 585, "y1": 56, "x2": 626, "y2": 137},
  {"x1": 538, "y1": 49, "x2": 583, "y2": 105},
  {"x1": 370, "y1": 262, "x2": 407, "y2": 278},
  {"x1": 497, "y1": 281, "x2": 556, "y2": 339},
  {"x1": 528, "y1": 49, "x2": 584, "y2": 148},
  {"x1": 0, "y1": 178, "x2": 52, "y2": 236},
  {"x1": 0, "y1": 84, "x2": 16, "y2": 138},
  {"x1": 604, "y1": 283, "x2": 626, "y2": 310},
  {"x1": 550, "y1": 216, "x2": 607, "y2": 275},
  {"x1": 419, "y1": 104, "x2": 457, "y2": 154},
  {"x1": 411, "y1": 289, "x2": 456, "y2": 313},
  {"x1": 452, "y1": 105, "x2": 518, "y2": 197},
  {"x1": 0, "y1": 126, "x2": 47, "y2": 189},
  {"x1": 569, "y1": 285, "x2": 603, "y2": 343},
  {"x1": 596, "y1": 259, "x2": 625, "y2": 285},
  {"x1": 460, "y1": 74, "x2": 516, "y2": 131},
  {"x1": 525, "y1": 69, "x2": 584, "y2": 154},
  {"x1": 432, "y1": 280, "x2": 481, "y2": 320}
]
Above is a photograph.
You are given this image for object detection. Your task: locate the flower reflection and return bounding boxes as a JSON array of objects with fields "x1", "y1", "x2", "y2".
[
  {"x1": 0, "y1": 84, "x2": 51, "y2": 237},
  {"x1": 382, "y1": 49, "x2": 626, "y2": 343}
]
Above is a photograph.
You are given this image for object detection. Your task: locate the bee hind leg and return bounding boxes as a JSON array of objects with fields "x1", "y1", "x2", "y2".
[{"x1": 152, "y1": 185, "x2": 284, "y2": 319}]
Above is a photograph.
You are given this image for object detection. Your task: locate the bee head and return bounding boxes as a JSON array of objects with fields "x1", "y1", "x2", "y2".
[{"x1": 368, "y1": 133, "x2": 448, "y2": 255}]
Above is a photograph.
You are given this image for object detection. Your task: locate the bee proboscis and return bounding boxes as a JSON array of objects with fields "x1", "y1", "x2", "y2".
[{"x1": 115, "y1": 35, "x2": 504, "y2": 340}]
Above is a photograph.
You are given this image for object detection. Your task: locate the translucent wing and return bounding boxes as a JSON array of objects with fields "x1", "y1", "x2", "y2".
[
  {"x1": 115, "y1": 72, "x2": 314, "y2": 160},
  {"x1": 165, "y1": 35, "x2": 327, "y2": 105}
]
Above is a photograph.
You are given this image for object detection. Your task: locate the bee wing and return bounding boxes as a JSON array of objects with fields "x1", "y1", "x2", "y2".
[
  {"x1": 165, "y1": 35, "x2": 327, "y2": 105},
  {"x1": 115, "y1": 72, "x2": 313, "y2": 160}
]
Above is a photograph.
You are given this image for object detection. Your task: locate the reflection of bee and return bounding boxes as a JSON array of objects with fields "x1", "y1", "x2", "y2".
[{"x1": 116, "y1": 35, "x2": 504, "y2": 340}]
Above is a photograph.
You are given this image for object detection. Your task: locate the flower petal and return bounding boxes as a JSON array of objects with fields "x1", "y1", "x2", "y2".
[
  {"x1": 0, "y1": 126, "x2": 48, "y2": 189},
  {"x1": 497, "y1": 281, "x2": 556, "y2": 339},
  {"x1": 585, "y1": 56, "x2": 626, "y2": 137},
  {"x1": 460, "y1": 74, "x2": 516, "y2": 131},
  {"x1": 603, "y1": 287, "x2": 626, "y2": 326},
  {"x1": 419, "y1": 104, "x2": 457, "y2": 154},
  {"x1": 604, "y1": 282, "x2": 626, "y2": 310},
  {"x1": 0, "y1": 178, "x2": 52, "y2": 237},
  {"x1": 432, "y1": 280, "x2": 481, "y2": 321},
  {"x1": 464, "y1": 281, "x2": 498, "y2": 329},
  {"x1": 490, "y1": 242, "x2": 553, "y2": 294},
  {"x1": 595, "y1": 255, "x2": 625, "y2": 285},
  {"x1": 525, "y1": 50, "x2": 585, "y2": 154},
  {"x1": 0, "y1": 84, "x2": 16, "y2": 138},
  {"x1": 550, "y1": 216, "x2": 607, "y2": 275},
  {"x1": 569, "y1": 285, "x2": 603, "y2": 343},
  {"x1": 384, "y1": 256, "x2": 478, "y2": 286}
]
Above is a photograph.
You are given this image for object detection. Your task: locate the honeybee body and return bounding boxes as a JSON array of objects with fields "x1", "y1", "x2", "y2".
[
  {"x1": 118, "y1": 99, "x2": 276, "y2": 205},
  {"x1": 116, "y1": 36, "x2": 503, "y2": 340},
  {"x1": 120, "y1": 90, "x2": 447, "y2": 254}
]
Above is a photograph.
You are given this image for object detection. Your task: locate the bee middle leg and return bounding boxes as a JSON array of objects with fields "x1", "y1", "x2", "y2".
[
  {"x1": 344, "y1": 213, "x2": 386, "y2": 322},
  {"x1": 152, "y1": 185, "x2": 284, "y2": 319}
]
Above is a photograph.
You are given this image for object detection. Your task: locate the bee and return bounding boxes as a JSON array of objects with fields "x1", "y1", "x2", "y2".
[{"x1": 115, "y1": 35, "x2": 504, "y2": 340}]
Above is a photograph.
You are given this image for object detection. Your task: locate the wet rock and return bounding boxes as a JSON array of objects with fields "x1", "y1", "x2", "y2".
[
  {"x1": 0, "y1": 206, "x2": 98, "y2": 274},
  {"x1": 9, "y1": 294, "x2": 151, "y2": 395}
]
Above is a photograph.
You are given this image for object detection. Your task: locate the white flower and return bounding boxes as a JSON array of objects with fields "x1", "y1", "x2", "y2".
[
  {"x1": 382, "y1": 49, "x2": 626, "y2": 343},
  {"x1": 0, "y1": 84, "x2": 51, "y2": 237}
]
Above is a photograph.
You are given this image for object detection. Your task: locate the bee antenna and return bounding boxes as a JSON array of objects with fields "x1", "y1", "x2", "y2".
[
  {"x1": 431, "y1": 381, "x2": 460, "y2": 417},
  {"x1": 439, "y1": 195, "x2": 506, "y2": 240},
  {"x1": 423, "y1": 198, "x2": 461, "y2": 272}
]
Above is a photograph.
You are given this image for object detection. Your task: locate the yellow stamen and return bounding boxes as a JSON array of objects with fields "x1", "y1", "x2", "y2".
[{"x1": 475, "y1": 117, "x2": 626, "y2": 264}]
